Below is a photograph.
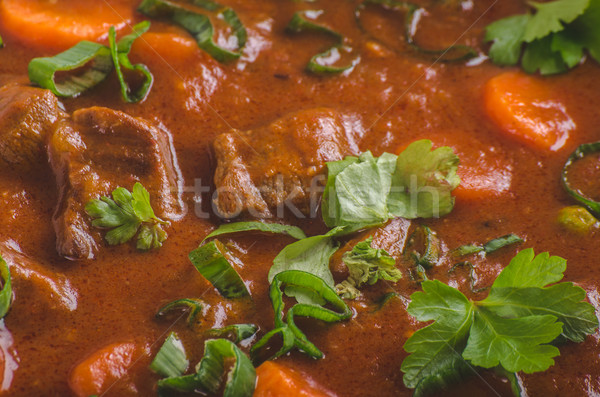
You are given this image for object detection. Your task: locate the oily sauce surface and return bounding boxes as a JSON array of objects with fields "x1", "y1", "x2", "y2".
[{"x1": 0, "y1": 0, "x2": 599, "y2": 396}]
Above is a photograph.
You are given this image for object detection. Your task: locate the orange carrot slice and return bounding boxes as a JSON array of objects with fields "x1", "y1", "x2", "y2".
[
  {"x1": 68, "y1": 342, "x2": 143, "y2": 397},
  {"x1": 254, "y1": 361, "x2": 331, "y2": 397},
  {"x1": 130, "y1": 32, "x2": 198, "y2": 64},
  {"x1": 0, "y1": 0, "x2": 132, "y2": 50},
  {"x1": 483, "y1": 71, "x2": 574, "y2": 151}
]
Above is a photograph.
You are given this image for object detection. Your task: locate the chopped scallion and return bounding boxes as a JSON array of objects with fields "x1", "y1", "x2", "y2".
[
  {"x1": 562, "y1": 142, "x2": 600, "y2": 215},
  {"x1": 287, "y1": 11, "x2": 358, "y2": 74},
  {"x1": 150, "y1": 332, "x2": 189, "y2": 378},
  {"x1": 203, "y1": 221, "x2": 307, "y2": 242},
  {"x1": 189, "y1": 240, "x2": 250, "y2": 298},
  {"x1": 0, "y1": 255, "x2": 12, "y2": 319},
  {"x1": 137, "y1": 0, "x2": 247, "y2": 62},
  {"x1": 206, "y1": 324, "x2": 258, "y2": 343},
  {"x1": 109, "y1": 21, "x2": 154, "y2": 103},
  {"x1": 155, "y1": 298, "x2": 206, "y2": 327}
]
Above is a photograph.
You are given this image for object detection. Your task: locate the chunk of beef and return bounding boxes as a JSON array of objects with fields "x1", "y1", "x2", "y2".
[
  {"x1": 48, "y1": 107, "x2": 184, "y2": 260},
  {"x1": 0, "y1": 240, "x2": 78, "y2": 311},
  {"x1": 0, "y1": 84, "x2": 66, "y2": 167},
  {"x1": 213, "y1": 108, "x2": 356, "y2": 218}
]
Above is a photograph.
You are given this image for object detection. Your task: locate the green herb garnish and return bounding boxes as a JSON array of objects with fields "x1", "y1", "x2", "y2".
[
  {"x1": 323, "y1": 140, "x2": 460, "y2": 234},
  {"x1": 189, "y1": 240, "x2": 250, "y2": 298},
  {"x1": 206, "y1": 324, "x2": 258, "y2": 343},
  {"x1": 150, "y1": 332, "x2": 189, "y2": 378},
  {"x1": 268, "y1": 227, "x2": 344, "y2": 304},
  {"x1": 454, "y1": 233, "x2": 524, "y2": 257},
  {"x1": 203, "y1": 221, "x2": 307, "y2": 242},
  {"x1": 287, "y1": 10, "x2": 358, "y2": 74},
  {"x1": 108, "y1": 21, "x2": 154, "y2": 103},
  {"x1": 401, "y1": 248, "x2": 598, "y2": 393},
  {"x1": 251, "y1": 270, "x2": 352, "y2": 361},
  {"x1": 138, "y1": 0, "x2": 247, "y2": 63},
  {"x1": 155, "y1": 298, "x2": 206, "y2": 327},
  {"x1": 355, "y1": 0, "x2": 477, "y2": 62},
  {"x1": 562, "y1": 141, "x2": 600, "y2": 215},
  {"x1": 28, "y1": 22, "x2": 151, "y2": 99},
  {"x1": 485, "y1": 0, "x2": 600, "y2": 74},
  {"x1": 85, "y1": 182, "x2": 169, "y2": 250},
  {"x1": 335, "y1": 236, "x2": 401, "y2": 299},
  {"x1": 0, "y1": 255, "x2": 12, "y2": 319},
  {"x1": 155, "y1": 337, "x2": 256, "y2": 397}
]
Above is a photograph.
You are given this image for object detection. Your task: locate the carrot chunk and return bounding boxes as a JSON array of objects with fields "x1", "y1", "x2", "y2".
[
  {"x1": 483, "y1": 71, "x2": 574, "y2": 151},
  {"x1": 254, "y1": 361, "x2": 331, "y2": 397},
  {"x1": 130, "y1": 32, "x2": 198, "y2": 64},
  {"x1": 68, "y1": 342, "x2": 142, "y2": 397},
  {"x1": 0, "y1": 0, "x2": 132, "y2": 50}
]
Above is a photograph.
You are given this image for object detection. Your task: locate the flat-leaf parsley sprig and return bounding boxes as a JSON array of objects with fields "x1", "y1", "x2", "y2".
[
  {"x1": 401, "y1": 248, "x2": 598, "y2": 394},
  {"x1": 85, "y1": 182, "x2": 169, "y2": 250},
  {"x1": 485, "y1": 0, "x2": 600, "y2": 74}
]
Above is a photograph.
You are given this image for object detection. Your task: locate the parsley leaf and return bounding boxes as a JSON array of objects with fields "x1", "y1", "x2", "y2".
[
  {"x1": 335, "y1": 237, "x2": 402, "y2": 299},
  {"x1": 85, "y1": 182, "x2": 169, "y2": 250},
  {"x1": 402, "y1": 248, "x2": 598, "y2": 392},
  {"x1": 485, "y1": 0, "x2": 600, "y2": 74},
  {"x1": 524, "y1": 0, "x2": 589, "y2": 42},
  {"x1": 323, "y1": 140, "x2": 460, "y2": 234}
]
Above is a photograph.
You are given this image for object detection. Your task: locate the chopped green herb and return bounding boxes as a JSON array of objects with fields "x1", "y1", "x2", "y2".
[
  {"x1": 150, "y1": 332, "x2": 189, "y2": 378},
  {"x1": 355, "y1": 0, "x2": 477, "y2": 62},
  {"x1": 562, "y1": 141, "x2": 600, "y2": 215},
  {"x1": 156, "y1": 338, "x2": 256, "y2": 397},
  {"x1": 323, "y1": 140, "x2": 460, "y2": 234},
  {"x1": 454, "y1": 233, "x2": 523, "y2": 257},
  {"x1": 485, "y1": 0, "x2": 600, "y2": 74},
  {"x1": 108, "y1": 21, "x2": 154, "y2": 103},
  {"x1": 335, "y1": 237, "x2": 401, "y2": 299},
  {"x1": 287, "y1": 10, "x2": 358, "y2": 73},
  {"x1": 206, "y1": 324, "x2": 258, "y2": 343},
  {"x1": 401, "y1": 248, "x2": 598, "y2": 393},
  {"x1": 251, "y1": 270, "x2": 352, "y2": 361},
  {"x1": 268, "y1": 227, "x2": 344, "y2": 305},
  {"x1": 0, "y1": 254, "x2": 12, "y2": 319},
  {"x1": 557, "y1": 206, "x2": 598, "y2": 234},
  {"x1": 189, "y1": 240, "x2": 250, "y2": 298},
  {"x1": 155, "y1": 298, "x2": 206, "y2": 327},
  {"x1": 28, "y1": 23, "x2": 151, "y2": 98},
  {"x1": 138, "y1": 0, "x2": 247, "y2": 63},
  {"x1": 28, "y1": 41, "x2": 113, "y2": 97},
  {"x1": 203, "y1": 221, "x2": 307, "y2": 242},
  {"x1": 406, "y1": 225, "x2": 441, "y2": 269},
  {"x1": 85, "y1": 182, "x2": 169, "y2": 250}
]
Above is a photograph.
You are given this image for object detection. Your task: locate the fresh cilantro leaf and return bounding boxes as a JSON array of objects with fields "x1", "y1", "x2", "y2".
[
  {"x1": 524, "y1": 0, "x2": 589, "y2": 42},
  {"x1": 388, "y1": 140, "x2": 460, "y2": 219},
  {"x1": 322, "y1": 140, "x2": 460, "y2": 234},
  {"x1": 335, "y1": 237, "x2": 402, "y2": 299},
  {"x1": 85, "y1": 182, "x2": 169, "y2": 250},
  {"x1": 402, "y1": 249, "x2": 598, "y2": 392}
]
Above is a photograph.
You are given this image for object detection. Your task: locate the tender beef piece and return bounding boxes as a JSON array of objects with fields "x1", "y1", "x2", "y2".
[
  {"x1": 213, "y1": 108, "x2": 356, "y2": 218},
  {"x1": 0, "y1": 84, "x2": 66, "y2": 168},
  {"x1": 0, "y1": 240, "x2": 78, "y2": 312},
  {"x1": 48, "y1": 107, "x2": 184, "y2": 260}
]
